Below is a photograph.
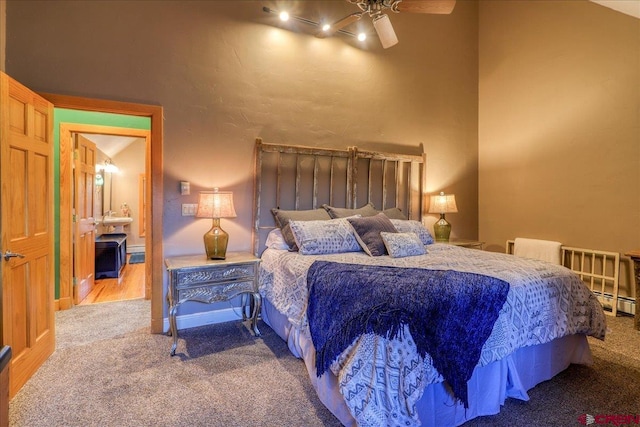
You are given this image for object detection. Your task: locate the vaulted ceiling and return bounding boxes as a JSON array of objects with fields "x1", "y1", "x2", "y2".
[{"x1": 81, "y1": 133, "x2": 141, "y2": 158}]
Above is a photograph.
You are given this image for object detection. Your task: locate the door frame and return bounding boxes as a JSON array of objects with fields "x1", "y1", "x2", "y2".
[
  {"x1": 61, "y1": 124, "x2": 150, "y2": 305},
  {"x1": 41, "y1": 93, "x2": 164, "y2": 334}
]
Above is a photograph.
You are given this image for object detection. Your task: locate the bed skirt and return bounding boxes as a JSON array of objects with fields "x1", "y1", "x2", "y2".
[{"x1": 262, "y1": 298, "x2": 594, "y2": 427}]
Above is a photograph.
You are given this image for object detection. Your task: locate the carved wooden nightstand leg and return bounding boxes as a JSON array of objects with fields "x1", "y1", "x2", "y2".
[{"x1": 250, "y1": 292, "x2": 262, "y2": 337}]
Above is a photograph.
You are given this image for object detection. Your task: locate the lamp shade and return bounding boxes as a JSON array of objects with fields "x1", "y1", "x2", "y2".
[
  {"x1": 196, "y1": 189, "x2": 237, "y2": 219},
  {"x1": 428, "y1": 192, "x2": 458, "y2": 214}
]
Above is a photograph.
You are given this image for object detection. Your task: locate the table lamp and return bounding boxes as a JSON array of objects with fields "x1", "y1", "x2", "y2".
[
  {"x1": 196, "y1": 188, "x2": 237, "y2": 259},
  {"x1": 428, "y1": 191, "x2": 458, "y2": 242}
]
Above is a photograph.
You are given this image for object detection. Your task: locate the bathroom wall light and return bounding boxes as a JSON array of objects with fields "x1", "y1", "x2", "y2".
[{"x1": 96, "y1": 159, "x2": 119, "y2": 173}]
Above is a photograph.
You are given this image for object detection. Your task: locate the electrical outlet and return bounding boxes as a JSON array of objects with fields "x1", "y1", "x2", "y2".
[{"x1": 181, "y1": 204, "x2": 197, "y2": 216}]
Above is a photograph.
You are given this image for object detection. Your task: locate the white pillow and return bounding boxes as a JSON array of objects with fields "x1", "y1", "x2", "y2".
[
  {"x1": 289, "y1": 218, "x2": 362, "y2": 255},
  {"x1": 389, "y1": 219, "x2": 434, "y2": 245},
  {"x1": 381, "y1": 232, "x2": 427, "y2": 258},
  {"x1": 265, "y1": 228, "x2": 289, "y2": 250}
]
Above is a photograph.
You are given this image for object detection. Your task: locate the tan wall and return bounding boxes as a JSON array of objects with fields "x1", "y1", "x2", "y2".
[
  {"x1": 5, "y1": 1, "x2": 479, "y2": 257},
  {"x1": 479, "y1": 1, "x2": 640, "y2": 298}
]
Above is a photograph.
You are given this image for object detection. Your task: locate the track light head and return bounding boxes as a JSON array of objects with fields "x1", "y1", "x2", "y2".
[{"x1": 372, "y1": 14, "x2": 398, "y2": 49}]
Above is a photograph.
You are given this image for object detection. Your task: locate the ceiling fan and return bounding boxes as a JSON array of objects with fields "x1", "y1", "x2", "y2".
[{"x1": 317, "y1": 0, "x2": 456, "y2": 49}]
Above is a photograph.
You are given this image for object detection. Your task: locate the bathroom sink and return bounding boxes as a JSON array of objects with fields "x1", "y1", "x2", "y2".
[{"x1": 101, "y1": 216, "x2": 133, "y2": 227}]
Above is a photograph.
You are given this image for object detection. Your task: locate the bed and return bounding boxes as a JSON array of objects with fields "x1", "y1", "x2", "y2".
[{"x1": 252, "y1": 138, "x2": 607, "y2": 427}]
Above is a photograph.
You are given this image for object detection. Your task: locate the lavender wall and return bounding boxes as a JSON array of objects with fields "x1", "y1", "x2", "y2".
[{"x1": 6, "y1": 0, "x2": 478, "y2": 320}]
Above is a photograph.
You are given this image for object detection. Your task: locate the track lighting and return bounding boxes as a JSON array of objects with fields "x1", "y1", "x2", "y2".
[
  {"x1": 274, "y1": 0, "x2": 456, "y2": 49},
  {"x1": 262, "y1": 7, "x2": 365, "y2": 42},
  {"x1": 263, "y1": 2, "x2": 455, "y2": 49}
]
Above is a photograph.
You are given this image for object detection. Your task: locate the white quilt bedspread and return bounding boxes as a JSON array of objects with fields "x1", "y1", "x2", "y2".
[{"x1": 259, "y1": 244, "x2": 607, "y2": 426}]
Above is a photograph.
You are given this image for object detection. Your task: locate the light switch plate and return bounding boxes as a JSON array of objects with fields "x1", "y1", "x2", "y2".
[
  {"x1": 181, "y1": 203, "x2": 197, "y2": 216},
  {"x1": 180, "y1": 181, "x2": 190, "y2": 195}
]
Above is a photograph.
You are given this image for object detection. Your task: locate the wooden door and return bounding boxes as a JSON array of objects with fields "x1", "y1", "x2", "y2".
[
  {"x1": 0, "y1": 72, "x2": 55, "y2": 398},
  {"x1": 73, "y1": 134, "x2": 97, "y2": 303}
]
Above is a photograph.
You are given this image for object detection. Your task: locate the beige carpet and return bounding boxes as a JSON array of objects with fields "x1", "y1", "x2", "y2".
[
  {"x1": 9, "y1": 299, "x2": 640, "y2": 427},
  {"x1": 10, "y1": 299, "x2": 339, "y2": 427}
]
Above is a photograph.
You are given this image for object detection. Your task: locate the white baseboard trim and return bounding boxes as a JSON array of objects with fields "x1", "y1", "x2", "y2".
[
  {"x1": 162, "y1": 307, "x2": 244, "y2": 333},
  {"x1": 127, "y1": 244, "x2": 145, "y2": 254}
]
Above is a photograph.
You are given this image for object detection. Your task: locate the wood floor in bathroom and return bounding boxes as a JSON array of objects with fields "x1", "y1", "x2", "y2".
[{"x1": 79, "y1": 254, "x2": 145, "y2": 305}]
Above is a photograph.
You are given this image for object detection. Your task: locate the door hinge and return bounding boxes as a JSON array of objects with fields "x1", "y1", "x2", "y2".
[{"x1": 72, "y1": 277, "x2": 77, "y2": 287}]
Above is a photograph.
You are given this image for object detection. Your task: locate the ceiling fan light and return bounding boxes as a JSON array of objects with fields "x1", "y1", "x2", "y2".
[
  {"x1": 357, "y1": 32, "x2": 367, "y2": 42},
  {"x1": 279, "y1": 11, "x2": 290, "y2": 21},
  {"x1": 322, "y1": 23, "x2": 331, "y2": 32},
  {"x1": 373, "y1": 14, "x2": 398, "y2": 49}
]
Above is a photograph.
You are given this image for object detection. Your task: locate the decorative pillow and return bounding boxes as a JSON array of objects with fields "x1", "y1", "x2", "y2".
[
  {"x1": 271, "y1": 208, "x2": 332, "y2": 249},
  {"x1": 381, "y1": 207, "x2": 408, "y2": 220},
  {"x1": 381, "y1": 232, "x2": 427, "y2": 258},
  {"x1": 390, "y1": 219, "x2": 434, "y2": 245},
  {"x1": 289, "y1": 218, "x2": 362, "y2": 255},
  {"x1": 323, "y1": 202, "x2": 378, "y2": 219},
  {"x1": 271, "y1": 208, "x2": 331, "y2": 228},
  {"x1": 347, "y1": 213, "x2": 398, "y2": 256},
  {"x1": 265, "y1": 228, "x2": 289, "y2": 250}
]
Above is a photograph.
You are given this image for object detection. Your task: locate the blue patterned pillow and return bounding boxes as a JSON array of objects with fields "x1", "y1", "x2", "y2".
[
  {"x1": 289, "y1": 218, "x2": 362, "y2": 255},
  {"x1": 381, "y1": 232, "x2": 427, "y2": 258},
  {"x1": 271, "y1": 208, "x2": 332, "y2": 250},
  {"x1": 389, "y1": 219, "x2": 434, "y2": 245}
]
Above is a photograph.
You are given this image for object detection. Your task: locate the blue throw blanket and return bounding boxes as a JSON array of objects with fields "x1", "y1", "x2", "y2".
[{"x1": 307, "y1": 261, "x2": 510, "y2": 408}]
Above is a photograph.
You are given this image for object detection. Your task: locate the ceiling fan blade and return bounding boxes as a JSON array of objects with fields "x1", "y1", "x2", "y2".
[
  {"x1": 373, "y1": 14, "x2": 398, "y2": 49},
  {"x1": 316, "y1": 12, "x2": 362, "y2": 38},
  {"x1": 395, "y1": 0, "x2": 456, "y2": 14}
]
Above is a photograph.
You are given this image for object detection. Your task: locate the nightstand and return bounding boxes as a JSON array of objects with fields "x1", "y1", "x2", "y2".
[
  {"x1": 443, "y1": 239, "x2": 485, "y2": 250},
  {"x1": 164, "y1": 252, "x2": 261, "y2": 356}
]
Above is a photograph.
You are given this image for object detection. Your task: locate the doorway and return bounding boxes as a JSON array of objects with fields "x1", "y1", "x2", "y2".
[
  {"x1": 67, "y1": 128, "x2": 148, "y2": 305},
  {"x1": 42, "y1": 93, "x2": 165, "y2": 334}
]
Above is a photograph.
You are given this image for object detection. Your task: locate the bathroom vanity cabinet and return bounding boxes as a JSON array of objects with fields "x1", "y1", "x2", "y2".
[{"x1": 95, "y1": 233, "x2": 127, "y2": 279}]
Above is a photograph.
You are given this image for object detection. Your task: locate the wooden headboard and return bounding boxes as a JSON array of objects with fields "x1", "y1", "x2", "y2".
[{"x1": 253, "y1": 138, "x2": 425, "y2": 255}]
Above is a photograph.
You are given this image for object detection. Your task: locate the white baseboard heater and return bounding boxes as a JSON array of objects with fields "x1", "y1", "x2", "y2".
[
  {"x1": 597, "y1": 294, "x2": 636, "y2": 316},
  {"x1": 507, "y1": 240, "x2": 621, "y2": 316}
]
